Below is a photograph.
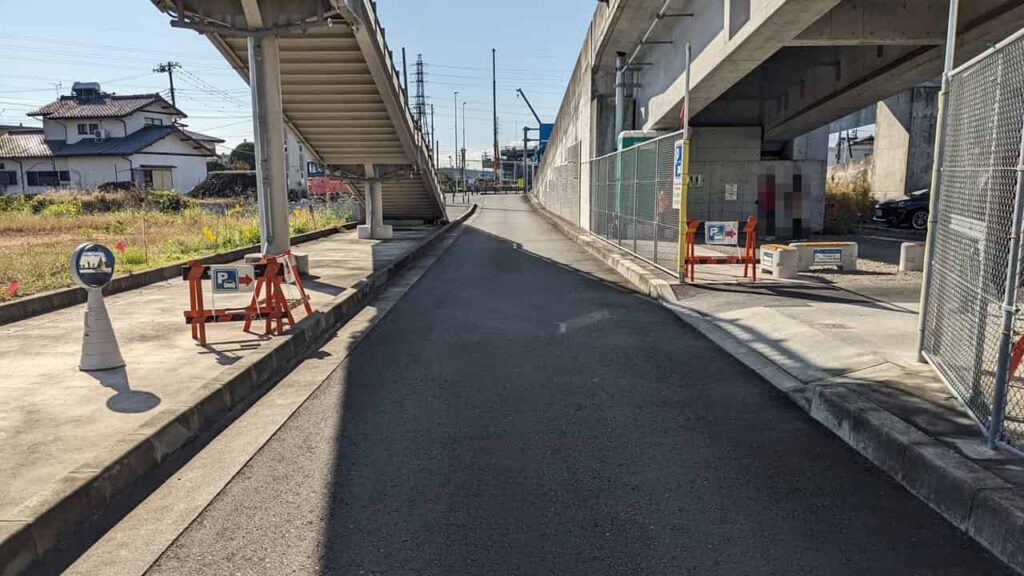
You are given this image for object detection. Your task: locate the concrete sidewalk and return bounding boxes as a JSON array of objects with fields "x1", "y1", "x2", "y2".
[
  {"x1": 528, "y1": 195, "x2": 1024, "y2": 573},
  {"x1": 0, "y1": 207, "x2": 472, "y2": 573}
]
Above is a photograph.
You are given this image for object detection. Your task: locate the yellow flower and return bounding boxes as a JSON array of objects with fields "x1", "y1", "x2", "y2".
[{"x1": 202, "y1": 226, "x2": 215, "y2": 242}]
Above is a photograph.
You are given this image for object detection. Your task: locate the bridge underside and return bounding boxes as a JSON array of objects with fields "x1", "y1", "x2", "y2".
[{"x1": 151, "y1": 0, "x2": 444, "y2": 223}]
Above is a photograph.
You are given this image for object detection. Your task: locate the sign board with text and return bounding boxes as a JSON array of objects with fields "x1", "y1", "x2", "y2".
[
  {"x1": 705, "y1": 221, "x2": 740, "y2": 246},
  {"x1": 672, "y1": 140, "x2": 685, "y2": 209},
  {"x1": 725, "y1": 183, "x2": 738, "y2": 201},
  {"x1": 211, "y1": 265, "x2": 256, "y2": 294},
  {"x1": 813, "y1": 248, "x2": 843, "y2": 266}
]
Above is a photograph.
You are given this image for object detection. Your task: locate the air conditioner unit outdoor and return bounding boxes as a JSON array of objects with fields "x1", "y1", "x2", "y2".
[{"x1": 94, "y1": 129, "x2": 110, "y2": 143}]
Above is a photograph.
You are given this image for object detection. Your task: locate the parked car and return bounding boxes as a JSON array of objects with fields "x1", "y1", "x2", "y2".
[{"x1": 873, "y1": 189, "x2": 929, "y2": 230}]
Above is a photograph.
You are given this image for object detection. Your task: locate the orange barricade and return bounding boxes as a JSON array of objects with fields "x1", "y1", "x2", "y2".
[
  {"x1": 683, "y1": 216, "x2": 759, "y2": 283},
  {"x1": 183, "y1": 251, "x2": 312, "y2": 346}
]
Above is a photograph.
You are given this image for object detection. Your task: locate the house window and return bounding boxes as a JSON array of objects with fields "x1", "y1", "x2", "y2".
[
  {"x1": 0, "y1": 171, "x2": 17, "y2": 186},
  {"x1": 26, "y1": 171, "x2": 70, "y2": 187},
  {"x1": 144, "y1": 117, "x2": 164, "y2": 126},
  {"x1": 77, "y1": 123, "x2": 100, "y2": 136}
]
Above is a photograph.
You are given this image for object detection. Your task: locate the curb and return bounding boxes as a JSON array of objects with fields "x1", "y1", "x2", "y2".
[
  {"x1": 0, "y1": 224, "x2": 357, "y2": 327},
  {"x1": 0, "y1": 206, "x2": 477, "y2": 576},
  {"x1": 527, "y1": 196, "x2": 1024, "y2": 574}
]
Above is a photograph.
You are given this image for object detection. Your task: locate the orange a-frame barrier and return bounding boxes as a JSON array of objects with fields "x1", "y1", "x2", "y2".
[
  {"x1": 183, "y1": 251, "x2": 312, "y2": 346},
  {"x1": 683, "y1": 216, "x2": 759, "y2": 283}
]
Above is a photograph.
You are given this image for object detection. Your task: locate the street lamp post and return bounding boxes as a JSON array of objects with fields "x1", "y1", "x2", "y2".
[
  {"x1": 462, "y1": 101, "x2": 468, "y2": 203},
  {"x1": 453, "y1": 91, "x2": 459, "y2": 202}
]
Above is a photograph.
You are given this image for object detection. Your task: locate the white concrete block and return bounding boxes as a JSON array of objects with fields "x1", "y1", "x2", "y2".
[
  {"x1": 291, "y1": 252, "x2": 310, "y2": 276},
  {"x1": 900, "y1": 242, "x2": 925, "y2": 272},
  {"x1": 790, "y1": 242, "x2": 858, "y2": 272},
  {"x1": 357, "y1": 224, "x2": 393, "y2": 240},
  {"x1": 761, "y1": 245, "x2": 800, "y2": 279}
]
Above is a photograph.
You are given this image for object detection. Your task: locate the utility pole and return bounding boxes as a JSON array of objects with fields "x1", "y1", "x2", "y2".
[
  {"x1": 453, "y1": 91, "x2": 459, "y2": 199},
  {"x1": 492, "y1": 48, "x2": 501, "y2": 185},
  {"x1": 154, "y1": 61, "x2": 181, "y2": 106},
  {"x1": 430, "y1": 104, "x2": 436, "y2": 167},
  {"x1": 462, "y1": 101, "x2": 468, "y2": 201},
  {"x1": 523, "y1": 127, "x2": 529, "y2": 193}
]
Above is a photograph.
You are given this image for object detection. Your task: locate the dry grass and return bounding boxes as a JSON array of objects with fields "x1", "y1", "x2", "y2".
[
  {"x1": 0, "y1": 192, "x2": 351, "y2": 301},
  {"x1": 824, "y1": 168, "x2": 876, "y2": 235}
]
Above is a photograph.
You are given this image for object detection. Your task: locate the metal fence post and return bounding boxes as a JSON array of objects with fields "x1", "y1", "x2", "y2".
[
  {"x1": 988, "y1": 120, "x2": 1024, "y2": 447},
  {"x1": 654, "y1": 142, "x2": 661, "y2": 262},
  {"x1": 632, "y1": 148, "x2": 640, "y2": 254},
  {"x1": 917, "y1": 0, "x2": 960, "y2": 362}
]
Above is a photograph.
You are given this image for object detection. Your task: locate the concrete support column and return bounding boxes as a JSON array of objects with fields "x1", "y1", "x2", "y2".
[
  {"x1": 248, "y1": 36, "x2": 291, "y2": 255},
  {"x1": 358, "y1": 179, "x2": 394, "y2": 240},
  {"x1": 615, "y1": 52, "x2": 626, "y2": 149},
  {"x1": 872, "y1": 85, "x2": 940, "y2": 201}
]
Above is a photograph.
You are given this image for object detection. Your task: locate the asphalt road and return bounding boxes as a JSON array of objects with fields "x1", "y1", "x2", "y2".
[{"x1": 147, "y1": 195, "x2": 1011, "y2": 575}]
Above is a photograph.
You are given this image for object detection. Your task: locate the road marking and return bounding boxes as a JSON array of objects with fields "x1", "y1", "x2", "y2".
[{"x1": 558, "y1": 310, "x2": 611, "y2": 335}]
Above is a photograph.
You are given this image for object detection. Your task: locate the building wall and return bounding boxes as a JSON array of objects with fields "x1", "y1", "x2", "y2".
[
  {"x1": 687, "y1": 127, "x2": 825, "y2": 238},
  {"x1": 534, "y1": 2, "x2": 828, "y2": 240},
  {"x1": 533, "y1": 4, "x2": 603, "y2": 228},
  {"x1": 285, "y1": 129, "x2": 308, "y2": 196},
  {"x1": 134, "y1": 134, "x2": 210, "y2": 192},
  {"x1": 0, "y1": 157, "x2": 71, "y2": 194},
  {"x1": 0, "y1": 133, "x2": 209, "y2": 194}
]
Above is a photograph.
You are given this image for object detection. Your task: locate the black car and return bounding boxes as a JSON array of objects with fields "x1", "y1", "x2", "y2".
[{"x1": 873, "y1": 189, "x2": 929, "y2": 230}]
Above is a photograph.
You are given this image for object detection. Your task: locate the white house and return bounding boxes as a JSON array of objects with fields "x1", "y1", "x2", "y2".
[
  {"x1": 285, "y1": 129, "x2": 308, "y2": 197},
  {"x1": 0, "y1": 82, "x2": 223, "y2": 194}
]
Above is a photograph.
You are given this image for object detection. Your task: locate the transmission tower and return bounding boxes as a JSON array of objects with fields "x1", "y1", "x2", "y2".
[{"x1": 413, "y1": 55, "x2": 427, "y2": 135}]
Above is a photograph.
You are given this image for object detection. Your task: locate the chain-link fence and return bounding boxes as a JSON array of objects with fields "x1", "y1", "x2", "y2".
[
  {"x1": 922, "y1": 28, "x2": 1024, "y2": 452},
  {"x1": 535, "y1": 142, "x2": 582, "y2": 226},
  {"x1": 590, "y1": 131, "x2": 682, "y2": 274}
]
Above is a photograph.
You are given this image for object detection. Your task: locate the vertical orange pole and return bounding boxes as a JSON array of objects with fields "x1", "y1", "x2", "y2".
[
  {"x1": 189, "y1": 277, "x2": 198, "y2": 341},
  {"x1": 195, "y1": 273, "x2": 207, "y2": 346},
  {"x1": 264, "y1": 260, "x2": 276, "y2": 336},
  {"x1": 243, "y1": 275, "x2": 264, "y2": 333}
]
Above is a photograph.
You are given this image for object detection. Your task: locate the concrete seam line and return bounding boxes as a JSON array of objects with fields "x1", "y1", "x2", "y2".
[{"x1": 0, "y1": 210, "x2": 476, "y2": 575}]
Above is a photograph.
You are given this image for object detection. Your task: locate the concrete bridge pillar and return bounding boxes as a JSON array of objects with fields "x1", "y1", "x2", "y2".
[
  {"x1": 358, "y1": 179, "x2": 393, "y2": 240},
  {"x1": 872, "y1": 85, "x2": 940, "y2": 201},
  {"x1": 247, "y1": 35, "x2": 291, "y2": 256}
]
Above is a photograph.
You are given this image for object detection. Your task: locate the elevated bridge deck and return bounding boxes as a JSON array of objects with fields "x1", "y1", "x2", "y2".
[{"x1": 151, "y1": 0, "x2": 443, "y2": 222}]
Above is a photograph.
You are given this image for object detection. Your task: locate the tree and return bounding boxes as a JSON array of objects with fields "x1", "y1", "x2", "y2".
[
  {"x1": 229, "y1": 141, "x2": 255, "y2": 170},
  {"x1": 206, "y1": 158, "x2": 228, "y2": 172}
]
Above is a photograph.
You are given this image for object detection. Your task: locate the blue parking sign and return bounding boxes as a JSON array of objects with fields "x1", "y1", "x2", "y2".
[{"x1": 211, "y1": 265, "x2": 255, "y2": 294}]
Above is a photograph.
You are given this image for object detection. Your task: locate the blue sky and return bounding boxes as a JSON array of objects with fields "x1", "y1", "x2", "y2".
[{"x1": 0, "y1": 0, "x2": 592, "y2": 166}]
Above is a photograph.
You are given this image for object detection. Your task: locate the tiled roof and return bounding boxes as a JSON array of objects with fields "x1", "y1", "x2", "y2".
[
  {"x1": 183, "y1": 129, "x2": 225, "y2": 143},
  {"x1": 57, "y1": 126, "x2": 179, "y2": 156},
  {"x1": 0, "y1": 126, "x2": 215, "y2": 159},
  {"x1": 0, "y1": 131, "x2": 60, "y2": 158},
  {"x1": 28, "y1": 93, "x2": 184, "y2": 120}
]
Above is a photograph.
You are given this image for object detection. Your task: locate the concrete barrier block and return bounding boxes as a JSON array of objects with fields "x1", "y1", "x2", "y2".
[
  {"x1": 292, "y1": 252, "x2": 310, "y2": 276},
  {"x1": 900, "y1": 242, "x2": 925, "y2": 272},
  {"x1": 790, "y1": 242, "x2": 858, "y2": 272},
  {"x1": 760, "y1": 245, "x2": 799, "y2": 279}
]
